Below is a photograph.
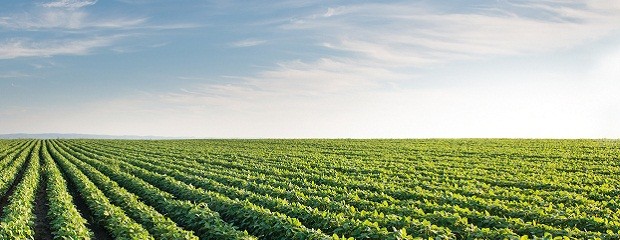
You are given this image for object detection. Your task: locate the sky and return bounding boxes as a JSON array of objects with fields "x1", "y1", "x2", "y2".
[{"x1": 0, "y1": 0, "x2": 619, "y2": 138}]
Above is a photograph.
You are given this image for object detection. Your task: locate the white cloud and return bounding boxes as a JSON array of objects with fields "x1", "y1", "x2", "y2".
[
  {"x1": 284, "y1": 1, "x2": 620, "y2": 66},
  {"x1": 141, "y1": 23, "x2": 203, "y2": 30},
  {"x1": 41, "y1": 0, "x2": 97, "y2": 9},
  {"x1": 0, "y1": 71, "x2": 31, "y2": 79},
  {"x1": 72, "y1": 1, "x2": 618, "y2": 138},
  {"x1": 1, "y1": 10, "x2": 85, "y2": 29},
  {"x1": 61, "y1": 1, "x2": 618, "y2": 138},
  {"x1": 187, "y1": 0, "x2": 620, "y2": 102},
  {"x1": 0, "y1": 8, "x2": 192, "y2": 31},
  {"x1": 0, "y1": 9, "x2": 146, "y2": 30},
  {"x1": 167, "y1": 57, "x2": 407, "y2": 102},
  {"x1": 0, "y1": 37, "x2": 118, "y2": 59},
  {"x1": 586, "y1": 0, "x2": 620, "y2": 12},
  {"x1": 324, "y1": 8, "x2": 337, "y2": 17},
  {"x1": 0, "y1": 0, "x2": 198, "y2": 59},
  {"x1": 323, "y1": 7, "x2": 347, "y2": 17},
  {"x1": 230, "y1": 39, "x2": 267, "y2": 48}
]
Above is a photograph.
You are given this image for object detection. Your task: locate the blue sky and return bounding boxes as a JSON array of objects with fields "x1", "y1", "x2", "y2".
[{"x1": 1, "y1": 0, "x2": 619, "y2": 138}]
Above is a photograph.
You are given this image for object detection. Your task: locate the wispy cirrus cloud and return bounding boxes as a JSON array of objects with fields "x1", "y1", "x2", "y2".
[
  {"x1": 283, "y1": 1, "x2": 620, "y2": 67},
  {"x1": 119, "y1": 0, "x2": 620, "y2": 103},
  {"x1": 0, "y1": 0, "x2": 199, "y2": 59},
  {"x1": 127, "y1": 1, "x2": 618, "y2": 110},
  {"x1": 146, "y1": 0, "x2": 620, "y2": 118},
  {"x1": 168, "y1": 0, "x2": 620, "y2": 101},
  {"x1": 157, "y1": 57, "x2": 407, "y2": 110},
  {"x1": 0, "y1": 37, "x2": 118, "y2": 59},
  {"x1": 238, "y1": 58, "x2": 404, "y2": 95},
  {"x1": 0, "y1": 1, "x2": 132, "y2": 59},
  {"x1": 0, "y1": 11, "x2": 147, "y2": 30},
  {"x1": 0, "y1": 0, "x2": 145, "y2": 31},
  {"x1": 0, "y1": 71, "x2": 31, "y2": 79},
  {"x1": 230, "y1": 39, "x2": 267, "y2": 48},
  {"x1": 40, "y1": 0, "x2": 97, "y2": 9}
]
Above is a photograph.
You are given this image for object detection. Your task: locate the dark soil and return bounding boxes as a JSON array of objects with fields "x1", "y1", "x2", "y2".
[{"x1": 34, "y1": 151, "x2": 52, "y2": 240}]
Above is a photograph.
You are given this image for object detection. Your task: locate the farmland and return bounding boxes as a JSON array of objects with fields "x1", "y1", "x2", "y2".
[{"x1": 0, "y1": 139, "x2": 618, "y2": 239}]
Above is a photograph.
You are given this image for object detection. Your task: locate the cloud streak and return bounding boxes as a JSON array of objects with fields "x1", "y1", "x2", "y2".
[
  {"x1": 41, "y1": 0, "x2": 97, "y2": 9},
  {"x1": 93, "y1": 0, "x2": 618, "y2": 138},
  {"x1": 161, "y1": 57, "x2": 408, "y2": 108},
  {"x1": 283, "y1": 1, "x2": 620, "y2": 67},
  {"x1": 0, "y1": 71, "x2": 31, "y2": 79},
  {"x1": 0, "y1": 37, "x2": 118, "y2": 59},
  {"x1": 230, "y1": 39, "x2": 267, "y2": 48},
  {"x1": 0, "y1": 7, "x2": 145, "y2": 30},
  {"x1": 168, "y1": 0, "x2": 620, "y2": 101},
  {"x1": 0, "y1": 0, "x2": 199, "y2": 59},
  {"x1": 131, "y1": 0, "x2": 620, "y2": 110}
]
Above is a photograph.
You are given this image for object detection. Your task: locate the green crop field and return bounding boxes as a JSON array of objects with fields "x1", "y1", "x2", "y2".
[{"x1": 0, "y1": 139, "x2": 618, "y2": 239}]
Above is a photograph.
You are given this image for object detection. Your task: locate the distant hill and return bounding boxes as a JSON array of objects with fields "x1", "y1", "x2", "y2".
[{"x1": 0, "y1": 133, "x2": 180, "y2": 140}]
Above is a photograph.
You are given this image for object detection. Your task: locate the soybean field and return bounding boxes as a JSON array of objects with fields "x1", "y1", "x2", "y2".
[{"x1": 0, "y1": 139, "x2": 618, "y2": 240}]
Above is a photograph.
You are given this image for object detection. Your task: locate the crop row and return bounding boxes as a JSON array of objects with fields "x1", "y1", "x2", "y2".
[
  {"x1": 0, "y1": 138, "x2": 618, "y2": 240},
  {"x1": 70, "y1": 139, "x2": 619, "y2": 239}
]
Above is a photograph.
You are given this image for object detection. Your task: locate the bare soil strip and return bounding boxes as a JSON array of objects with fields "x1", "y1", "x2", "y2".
[{"x1": 34, "y1": 150, "x2": 52, "y2": 240}]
